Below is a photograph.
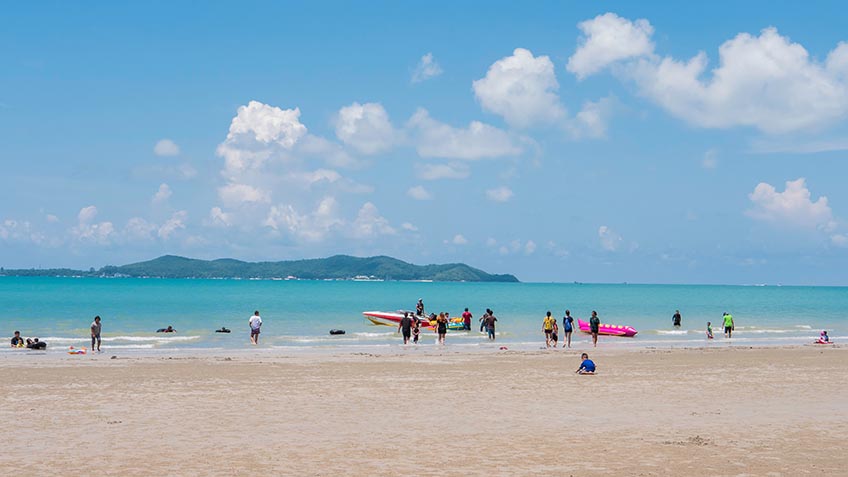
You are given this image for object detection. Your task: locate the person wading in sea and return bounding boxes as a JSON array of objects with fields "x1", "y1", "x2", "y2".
[{"x1": 589, "y1": 311, "x2": 601, "y2": 347}]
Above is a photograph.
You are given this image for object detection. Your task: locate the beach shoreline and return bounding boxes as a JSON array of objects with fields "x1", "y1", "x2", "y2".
[{"x1": 2, "y1": 345, "x2": 846, "y2": 476}]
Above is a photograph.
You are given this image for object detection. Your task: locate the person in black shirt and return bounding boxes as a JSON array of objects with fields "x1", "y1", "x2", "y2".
[
  {"x1": 672, "y1": 310, "x2": 682, "y2": 328},
  {"x1": 398, "y1": 312, "x2": 413, "y2": 344},
  {"x1": 11, "y1": 331, "x2": 24, "y2": 347}
]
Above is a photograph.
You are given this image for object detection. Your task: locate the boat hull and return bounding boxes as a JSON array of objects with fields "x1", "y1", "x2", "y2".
[
  {"x1": 577, "y1": 319, "x2": 638, "y2": 337},
  {"x1": 363, "y1": 311, "x2": 433, "y2": 328}
]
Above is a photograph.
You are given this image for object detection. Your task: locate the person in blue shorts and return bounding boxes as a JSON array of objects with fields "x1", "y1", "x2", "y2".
[{"x1": 576, "y1": 353, "x2": 596, "y2": 375}]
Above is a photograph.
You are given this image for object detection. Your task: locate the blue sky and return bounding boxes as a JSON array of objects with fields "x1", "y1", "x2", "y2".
[{"x1": 3, "y1": 1, "x2": 848, "y2": 284}]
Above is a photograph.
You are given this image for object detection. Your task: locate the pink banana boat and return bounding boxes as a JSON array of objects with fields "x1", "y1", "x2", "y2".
[{"x1": 577, "y1": 319, "x2": 638, "y2": 337}]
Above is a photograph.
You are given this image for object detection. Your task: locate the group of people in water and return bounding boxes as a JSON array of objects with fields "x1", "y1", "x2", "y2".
[
  {"x1": 10, "y1": 331, "x2": 46, "y2": 349},
  {"x1": 406, "y1": 300, "x2": 499, "y2": 344}
]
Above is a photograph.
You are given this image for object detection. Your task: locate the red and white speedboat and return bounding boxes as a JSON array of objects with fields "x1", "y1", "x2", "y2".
[{"x1": 363, "y1": 311, "x2": 433, "y2": 328}]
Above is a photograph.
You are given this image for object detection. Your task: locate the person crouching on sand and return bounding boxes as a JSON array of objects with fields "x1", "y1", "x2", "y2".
[{"x1": 576, "y1": 353, "x2": 596, "y2": 375}]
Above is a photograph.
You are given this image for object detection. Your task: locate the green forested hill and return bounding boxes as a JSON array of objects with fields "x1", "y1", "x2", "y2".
[{"x1": 3, "y1": 255, "x2": 519, "y2": 282}]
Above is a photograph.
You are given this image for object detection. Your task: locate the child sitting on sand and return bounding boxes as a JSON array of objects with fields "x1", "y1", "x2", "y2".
[
  {"x1": 706, "y1": 322, "x2": 714, "y2": 339},
  {"x1": 576, "y1": 353, "x2": 596, "y2": 375},
  {"x1": 820, "y1": 330, "x2": 830, "y2": 343}
]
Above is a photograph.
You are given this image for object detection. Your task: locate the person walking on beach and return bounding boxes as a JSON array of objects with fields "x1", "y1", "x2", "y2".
[
  {"x1": 589, "y1": 311, "x2": 601, "y2": 347},
  {"x1": 484, "y1": 310, "x2": 498, "y2": 341},
  {"x1": 416, "y1": 299, "x2": 424, "y2": 317},
  {"x1": 249, "y1": 310, "x2": 262, "y2": 345},
  {"x1": 542, "y1": 311, "x2": 555, "y2": 348},
  {"x1": 551, "y1": 317, "x2": 559, "y2": 347},
  {"x1": 435, "y1": 312, "x2": 448, "y2": 344},
  {"x1": 706, "y1": 321, "x2": 714, "y2": 339},
  {"x1": 398, "y1": 312, "x2": 413, "y2": 345},
  {"x1": 722, "y1": 312, "x2": 734, "y2": 339},
  {"x1": 90, "y1": 316, "x2": 102, "y2": 353},
  {"x1": 672, "y1": 310, "x2": 682, "y2": 328},
  {"x1": 462, "y1": 308, "x2": 472, "y2": 331},
  {"x1": 562, "y1": 310, "x2": 574, "y2": 348}
]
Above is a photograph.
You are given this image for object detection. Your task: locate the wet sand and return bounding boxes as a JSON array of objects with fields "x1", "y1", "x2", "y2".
[{"x1": 1, "y1": 345, "x2": 846, "y2": 476}]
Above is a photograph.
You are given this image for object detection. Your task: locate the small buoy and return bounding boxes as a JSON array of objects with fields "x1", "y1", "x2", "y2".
[{"x1": 329, "y1": 329, "x2": 346, "y2": 335}]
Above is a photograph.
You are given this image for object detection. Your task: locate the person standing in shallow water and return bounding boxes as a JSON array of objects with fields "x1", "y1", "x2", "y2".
[
  {"x1": 435, "y1": 312, "x2": 448, "y2": 345},
  {"x1": 398, "y1": 312, "x2": 413, "y2": 345},
  {"x1": 249, "y1": 310, "x2": 262, "y2": 345},
  {"x1": 542, "y1": 311, "x2": 555, "y2": 348},
  {"x1": 672, "y1": 310, "x2": 682, "y2": 328},
  {"x1": 562, "y1": 310, "x2": 574, "y2": 348},
  {"x1": 589, "y1": 311, "x2": 601, "y2": 348},
  {"x1": 90, "y1": 316, "x2": 102, "y2": 352},
  {"x1": 484, "y1": 310, "x2": 497, "y2": 341},
  {"x1": 722, "y1": 312, "x2": 734, "y2": 339}
]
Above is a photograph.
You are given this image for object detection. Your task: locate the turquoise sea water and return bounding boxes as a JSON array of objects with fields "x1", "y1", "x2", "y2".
[{"x1": 1, "y1": 277, "x2": 845, "y2": 354}]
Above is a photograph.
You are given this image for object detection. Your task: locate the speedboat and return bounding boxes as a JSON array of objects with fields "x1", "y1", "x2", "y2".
[
  {"x1": 363, "y1": 311, "x2": 432, "y2": 328},
  {"x1": 577, "y1": 319, "x2": 638, "y2": 337}
]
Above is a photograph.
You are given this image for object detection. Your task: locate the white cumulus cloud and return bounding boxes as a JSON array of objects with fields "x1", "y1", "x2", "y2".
[
  {"x1": 598, "y1": 225, "x2": 623, "y2": 251},
  {"x1": 225, "y1": 100, "x2": 307, "y2": 146},
  {"x1": 264, "y1": 197, "x2": 343, "y2": 243},
  {"x1": 407, "y1": 109, "x2": 524, "y2": 160},
  {"x1": 473, "y1": 48, "x2": 566, "y2": 128},
  {"x1": 207, "y1": 207, "x2": 233, "y2": 228},
  {"x1": 153, "y1": 139, "x2": 180, "y2": 157},
  {"x1": 411, "y1": 52, "x2": 443, "y2": 83},
  {"x1": 567, "y1": 96, "x2": 615, "y2": 138},
  {"x1": 124, "y1": 217, "x2": 157, "y2": 242},
  {"x1": 567, "y1": 13, "x2": 848, "y2": 134},
  {"x1": 152, "y1": 183, "x2": 172, "y2": 204},
  {"x1": 218, "y1": 182, "x2": 271, "y2": 207},
  {"x1": 216, "y1": 101, "x2": 308, "y2": 176},
  {"x1": 334, "y1": 102, "x2": 396, "y2": 155},
  {"x1": 158, "y1": 211, "x2": 188, "y2": 239},
  {"x1": 452, "y1": 234, "x2": 468, "y2": 245},
  {"x1": 349, "y1": 202, "x2": 396, "y2": 239},
  {"x1": 486, "y1": 186, "x2": 514, "y2": 202},
  {"x1": 567, "y1": 12, "x2": 655, "y2": 79},
  {"x1": 407, "y1": 185, "x2": 432, "y2": 200},
  {"x1": 71, "y1": 206, "x2": 114, "y2": 245},
  {"x1": 746, "y1": 178, "x2": 835, "y2": 230}
]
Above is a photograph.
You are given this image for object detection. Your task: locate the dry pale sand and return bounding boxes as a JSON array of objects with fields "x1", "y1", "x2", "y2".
[{"x1": 1, "y1": 345, "x2": 846, "y2": 476}]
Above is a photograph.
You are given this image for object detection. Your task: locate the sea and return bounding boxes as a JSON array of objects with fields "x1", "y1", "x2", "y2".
[{"x1": 1, "y1": 277, "x2": 845, "y2": 355}]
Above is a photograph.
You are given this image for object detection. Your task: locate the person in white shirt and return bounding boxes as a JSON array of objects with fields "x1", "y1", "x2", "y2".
[{"x1": 248, "y1": 311, "x2": 262, "y2": 345}]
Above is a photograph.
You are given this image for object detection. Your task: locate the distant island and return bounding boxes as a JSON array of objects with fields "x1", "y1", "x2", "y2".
[{"x1": 0, "y1": 255, "x2": 520, "y2": 282}]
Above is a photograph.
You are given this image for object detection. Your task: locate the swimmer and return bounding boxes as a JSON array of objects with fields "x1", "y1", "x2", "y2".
[
  {"x1": 11, "y1": 331, "x2": 24, "y2": 347},
  {"x1": 576, "y1": 353, "x2": 596, "y2": 375},
  {"x1": 215, "y1": 327, "x2": 231, "y2": 333},
  {"x1": 156, "y1": 326, "x2": 177, "y2": 333}
]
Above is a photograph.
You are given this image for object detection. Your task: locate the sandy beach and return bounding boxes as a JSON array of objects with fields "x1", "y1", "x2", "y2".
[{"x1": 1, "y1": 345, "x2": 846, "y2": 476}]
